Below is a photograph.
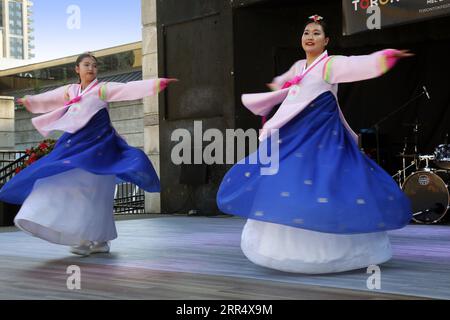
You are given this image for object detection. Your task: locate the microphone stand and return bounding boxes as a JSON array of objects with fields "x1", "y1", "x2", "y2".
[{"x1": 371, "y1": 88, "x2": 429, "y2": 165}]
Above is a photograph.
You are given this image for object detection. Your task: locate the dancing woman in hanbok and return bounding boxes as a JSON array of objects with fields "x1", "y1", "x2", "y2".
[
  {"x1": 217, "y1": 16, "x2": 413, "y2": 273},
  {"x1": 0, "y1": 53, "x2": 176, "y2": 256}
]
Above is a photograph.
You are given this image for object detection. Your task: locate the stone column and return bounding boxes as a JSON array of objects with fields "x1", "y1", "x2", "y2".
[
  {"x1": 0, "y1": 96, "x2": 15, "y2": 150},
  {"x1": 142, "y1": 0, "x2": 161, "y2": 213}
]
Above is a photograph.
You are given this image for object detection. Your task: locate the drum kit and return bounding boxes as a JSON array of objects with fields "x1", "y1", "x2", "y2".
[
  {"x1": 363, "y1": 85, "x2": 448, "y2": 224},
  {"x1": 394, "y1": 124, "x2": 450, "y2": 224}
]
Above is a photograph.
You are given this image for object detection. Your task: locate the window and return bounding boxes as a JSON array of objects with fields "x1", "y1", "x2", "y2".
[
  {"x1": 10, "y1": 37, "x2": 23, "y2": 59},
  {"x1": 9, "y1": 1, "x2": 23, "y2": 36}
]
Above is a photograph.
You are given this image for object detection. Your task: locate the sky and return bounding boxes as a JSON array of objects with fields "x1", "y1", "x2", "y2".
[{"x1": 31, "y1": 0, "x2": 142, "y2": 62}]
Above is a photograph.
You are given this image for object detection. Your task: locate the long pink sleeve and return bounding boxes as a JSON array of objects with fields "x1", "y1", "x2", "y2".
[
  {"x1": 242, "y1": 89, "x2": 290, "y2": 116},
  {"x1": 98, "y1": 79, "x2": 169, "y2": 102},
  {"x1": 271, "y1": 62, "x2": 298, "y2": 91},
  {"x1": 322, "y1": 49, "x2": 401, "y2": 84},
  {"x1": 241, "y1": 62, "x2": 298, "y2": 115},
  {"x1": 22, "y1": 85, "x2": 71, "y2": 114}
]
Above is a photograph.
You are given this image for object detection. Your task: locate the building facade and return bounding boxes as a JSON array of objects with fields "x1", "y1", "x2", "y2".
[{"x1": 0, "y1": 0, "x2": 34, "y2": 62}]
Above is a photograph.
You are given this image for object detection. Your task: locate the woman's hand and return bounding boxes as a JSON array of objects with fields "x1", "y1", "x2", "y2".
[
  {"x1": 15, "y1": 97, "x2": 25, "y2": 106},
  {"x1": 266, "y1": 83, "x2": 279, "y2": 91},
  {"x1": 159, "y1": 78, "x2": 179, "y2": 92},
  {"x1": 392, "y1": 49, "x2": 415, "y2": 58}
]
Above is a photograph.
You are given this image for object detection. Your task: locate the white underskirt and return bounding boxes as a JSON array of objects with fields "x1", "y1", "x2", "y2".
[
  {"x1": 241, "y1": 219, "x2": 392, "y2": 274},
  {"x1": 14, "y1": 169, "x2": 117, "y2": 246}
]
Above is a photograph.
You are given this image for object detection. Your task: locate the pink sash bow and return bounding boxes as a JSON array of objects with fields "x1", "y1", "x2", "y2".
[
  {"x1": 261, "y1": 53, "x2": 329, "y2": 125},
  {"x1": 64, "y1": 80, "x2": 99, "y2": 107}
]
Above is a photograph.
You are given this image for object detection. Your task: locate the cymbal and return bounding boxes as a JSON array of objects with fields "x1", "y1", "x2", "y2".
[{"x1": 418, "y1": 154, "x2": 435, "y2": 160}]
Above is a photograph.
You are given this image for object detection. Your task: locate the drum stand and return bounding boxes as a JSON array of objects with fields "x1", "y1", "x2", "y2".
[
  {"x1": 419, "y1": 155, "x2": 435, "y2": 171},
  {"x1": 371, "y1": 87, "x2": 430, "y2": 165},
  {"x1": 392, "y1": 160, "x2": 416, "y2": 187},
  {"x1": 392, "y1": 129, "x2": 419, "y2": 187}
]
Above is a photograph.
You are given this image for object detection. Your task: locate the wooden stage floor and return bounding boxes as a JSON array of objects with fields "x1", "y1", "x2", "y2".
[{"x1": 0, "y1": 215, "x2": 448, "y2": 300}]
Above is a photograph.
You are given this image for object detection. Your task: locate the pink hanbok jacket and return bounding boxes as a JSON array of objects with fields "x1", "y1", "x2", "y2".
[
  {"x1": 22, "y1": 79, "x2": 169, "y2": 137},
  {"x1": 242, "y1": 49, "x2": 401, "y2": 141}
]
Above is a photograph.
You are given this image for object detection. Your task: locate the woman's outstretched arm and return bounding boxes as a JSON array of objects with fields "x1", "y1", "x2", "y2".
[
  {"x1": 98, "y1": 78, "x2": 178, "y2": 102},
  {"x1": 17, "y1": 85, "x2": 72, "y2": 113},
  {"x1": 322, "y1": 49, "x2": 413, "y2": 84}
]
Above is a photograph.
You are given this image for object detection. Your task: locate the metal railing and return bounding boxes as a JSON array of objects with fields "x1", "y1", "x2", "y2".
[
  {"x1": 114, "y1": 182, "x2": 145, "y2": 214},
  {"x1": 0, "y1": 150, "x2": 27, "y2": 186}
]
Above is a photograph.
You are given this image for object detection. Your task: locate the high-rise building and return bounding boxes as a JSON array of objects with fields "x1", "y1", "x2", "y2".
[{"x1": 0, "y1": 0, "x2": 34, "y2": 62}]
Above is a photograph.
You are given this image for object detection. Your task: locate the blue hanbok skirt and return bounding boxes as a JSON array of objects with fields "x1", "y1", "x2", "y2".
[
  {"x1": 217, "y1": 91, "x2": 412, "y2": 235},
  {"x1": 0, "y1": 108, "x2": 159, "y2": 205}
]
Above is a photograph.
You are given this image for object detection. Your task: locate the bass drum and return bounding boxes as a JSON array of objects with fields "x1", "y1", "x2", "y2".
[{"x1": 402, "y1": 170, "x2": 450, "y2": 224}]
